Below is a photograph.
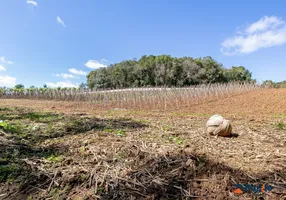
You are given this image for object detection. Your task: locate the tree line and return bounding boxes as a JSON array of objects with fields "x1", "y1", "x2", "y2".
[
  {"x1": 261, "y1": 80, "x2": 286, "y2": 88},
  {"x1": 87, "y1": 55, "x2": 253, "y2": 89}
]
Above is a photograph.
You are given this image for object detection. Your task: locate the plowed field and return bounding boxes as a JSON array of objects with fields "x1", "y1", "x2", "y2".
[{"x1": 0, "y1": 89, "x2": 285, "y2": 199}]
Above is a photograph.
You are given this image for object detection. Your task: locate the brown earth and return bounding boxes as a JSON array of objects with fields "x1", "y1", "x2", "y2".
[
  {"x1": 0, "y1": 89, "x2": 285, "y2": 200},
  {"x1": 0, "y1": 88, "x2": 285, "y2": 118}
]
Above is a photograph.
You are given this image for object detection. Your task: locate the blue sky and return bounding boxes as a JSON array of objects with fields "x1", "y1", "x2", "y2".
[{"x1": 0, "y1": 0, "x2": 286, "y2": 88}]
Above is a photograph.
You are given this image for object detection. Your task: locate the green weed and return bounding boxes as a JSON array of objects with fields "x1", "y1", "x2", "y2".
[
  {"x1": 274, "y1": 122, "x2": 286, "y2": 130},
  {"x1": 27, "y1": 196, "x2": 33, "y2": 200},
  {"x1": 72, "y1": 120, "x2": 81, "y2": 125},
  {"x1": 0, "y1": 164, "x2": 17, "y2": 182},
  {"x1": 104, "y1": 127, "x2": 113, "y2": 133},
  {"x1": 163, "y1": 125, "x2": 170, "y2": 131},
  {"x1": 26, "y1": 112, "x2": 43, "y2": 121},
  {"x1": 96, "y1": 186, "x2": 105, "y2": 195},
  {"x1": 104, "y1": 128, "x2": 126, "y2": 136},
  {"x1": 114, "y1": 129, "x2": 126, "y2": 137},
  {"x1": 0, "y1": 121, "x2": 21, "y2": 133},
  {"x1": 45, "y1": 155, "x2": 63, "y2": 163},
  {"x1": 45, "y1": 122, "x2": 53, "y2": 134},
  {"x1": 168, "y1": 136, "x2": 183, "y2": 145},
  {"x1": 79, "y1": 146, "x2": 86, "y2": 152},
  {"x1": 0, "y1": 107, "x2": 12, "y2": 111},
  {"x1": 24, "y1": 112, "x2": 61, "y2": 122}
]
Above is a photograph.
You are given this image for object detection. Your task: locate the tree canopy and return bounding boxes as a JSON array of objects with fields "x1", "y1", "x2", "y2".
[
  {"x1": 262, "y1": 80, "x2": 286, "y2": 88},
  {"x1": 14, "y1": 84, "x2": 25, "y2": 89},
  {"x1": 87, "y1": 55, "x2": 253, "y2": 89}
]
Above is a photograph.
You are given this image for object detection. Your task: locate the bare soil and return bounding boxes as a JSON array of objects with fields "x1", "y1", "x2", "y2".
[
  {"x1": 0, "y1": 89, "x2": 286, "y2": 118},
  {"x1": 0, "y1": 89, "x2": 285, "y2": 199}
]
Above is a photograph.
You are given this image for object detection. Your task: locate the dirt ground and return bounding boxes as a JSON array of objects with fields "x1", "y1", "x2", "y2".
[
  {"x1": 0, "y1": 89, "x2": 285, "y2": 199},
  {"x1": 0, "y1": 88, "x2": 285, "y2": 117}
]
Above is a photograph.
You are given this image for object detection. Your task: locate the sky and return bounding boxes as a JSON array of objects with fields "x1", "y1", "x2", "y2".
[{"x1": 0, "y1": 0, "x2": 286, "y2": 88}]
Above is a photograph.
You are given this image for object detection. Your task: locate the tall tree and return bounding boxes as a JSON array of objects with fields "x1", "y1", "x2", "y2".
[{"x1": 223, "y1": 66, "x2": 252, "y2": 82}]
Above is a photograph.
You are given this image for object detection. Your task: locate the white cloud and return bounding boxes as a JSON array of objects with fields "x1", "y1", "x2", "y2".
[
  {"x1": 221, "y1": 16, "x2": 286, "y2": 55},
  {"x1": 26, "y1": 0, "x2": 38, "y2": 6},
  {"x1": 55, "y1": 73, "x2": 78, "y2": 79},
  {"x1": 0, "y1": 65, "x2": 6, "y2": 72},
  {"x1": 85, "y1": 60, "x2": 107, "y2": 69},
  {"x1": 57, "y1": 16, "x2": 66, "y2": 27},
  {"x1": 46, "y1": 81, "x2": 78, "y2": 88},
  {"x1": 0, "y1": 57, "x2": 13, "y2": 64},
  {"x1": 0, "y1": 75, "x2": 16, "y2": 87},
  {"x1": 246, "y1": 16, "x2": 285, "y2": 33},
  {"x1": 100, "y1": 58, "x2": 109, "y2": 63},
  {"x1": 68, "y1": 68, "x2": 87, "y2": 76}
]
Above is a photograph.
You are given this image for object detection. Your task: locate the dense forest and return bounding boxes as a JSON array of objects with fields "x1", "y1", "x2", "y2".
[{"x1": 87, "y1": 55, "x2": 253, "y2": 89}]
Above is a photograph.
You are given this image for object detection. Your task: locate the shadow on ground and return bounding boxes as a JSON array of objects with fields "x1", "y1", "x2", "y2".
[
  {"x1": 0, "y1": 138, "x2": 69, "y2": 200},
  {"x1": 100, "y1": 150, "x2": 285, "y2": 200},
  {"x1": 0, "y1": 108, "x2": 147, "y2": 200}
]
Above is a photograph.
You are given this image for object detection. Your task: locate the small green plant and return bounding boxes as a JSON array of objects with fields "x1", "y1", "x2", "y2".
[
  {"x1": 0, "y1": 121, "x2": 21, "y2": 133},
  {"x1": 45, "y1": 155, "x2": 63, "y2": 163},
  {"x1": 163, "y1": 125, "x2": 170, "y2": 131},
  {"x1": 79, "y1": 146, "x2": 85, "y2": 152},
  {"x1": 24, "y1": 112, "x2": 60, "y2": 122},
  {"x1": 47, "y1": 188, "x2": 58, "y2": 199},
  {"x1": 26, "y1": 112, "x2": 43, "y2": 121},
  {"x1": 168, "y1": 136, "x2": 183, "y2": 145},
  {"x1": 0, "y1": 107, "x2": 12, "y2": 111},
  {"x1": 72, "y1": 120, "x2": 81, "y2": 125},
  {"x1": 27, "y1": 195, "x2": 33, "y2": 200},
  {"x1": 104, "y1": 126, "x2": 113, "y2": 133},
  {"x1": 105, "y1": 127, "x2": 127, "y2": 137},
  {"x1": 45, "y1": 122, "x2": 53, "y2": 134},
  {"x1": 0, "y1": 150, "x2": 19, "y2": 164},
  {"x1": 116, "y1": 152, "x2": 126, "y2": 160},
  {"x1": 114, "y1": 129, "x2": 126, "y2": 137},
  {"x1": 95, "y1": 186, "x2": 105, "y2": 195},
  {"x1": 274, "y1": 122, "x2": 286, "y2": 130},
  {"x1": 0, "y1": 164, "x2": 17, "y2": 182},
  {"x1": 138, "y1": 119, "x2": 150, "y2": 124}
]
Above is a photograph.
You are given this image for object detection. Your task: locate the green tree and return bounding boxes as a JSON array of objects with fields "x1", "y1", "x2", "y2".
[
  {"x1": 137, "y1": 55, "x2": 156, "y2": 86},
  {"x1": 223, "y1": 66, "x2": 252, "y2": 82},
  {"x1": 90, "y1": 68, "x2": 112, "y2": 89},
  {"x1": 154, "y1": 55, "x2": 173, "y2": 86},
  {"x1": 261, "y1": 80, "x2": 275, "y2": 87},
  {"x1": 111, "y1": 60, "x2": 136, "y2": 88},
  {"x1": 79, "y1": 83, "x2": 87, "y2": 89},
  {"x1": 181, "y1": 58, "x2": 204, "y2": 85},
  {"x1": 87, "y1": 71, "x2": 97, "y2": 89},
  {"x1": 198, "y1": 56, "x2": 224, "y2": 84},
  {"x1": 86, "y1": 55, "x2": 253, "y2": 89},
  {"x1": 14, "y1": 84, "x2": 24, "y2": 89}
]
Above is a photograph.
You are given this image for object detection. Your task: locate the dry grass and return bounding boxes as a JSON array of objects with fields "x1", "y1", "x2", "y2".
[{"x1": 0, "y1": 89, "x2": 285, "y2": 200}]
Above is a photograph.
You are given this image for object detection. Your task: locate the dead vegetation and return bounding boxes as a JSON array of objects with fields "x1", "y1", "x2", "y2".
[{"x1": 0, "y1": 89, "x2": 285, "y2": 199}]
